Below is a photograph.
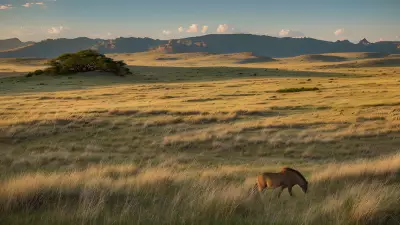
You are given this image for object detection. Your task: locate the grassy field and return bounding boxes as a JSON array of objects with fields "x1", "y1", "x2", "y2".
[{"x1": 0, "y1": 52, "x2": 399, "y2": 224}]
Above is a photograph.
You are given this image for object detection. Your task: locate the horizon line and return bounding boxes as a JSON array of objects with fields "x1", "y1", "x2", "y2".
[{"x1": 2, "y1": 33, "x2": 396, "y2": 44}]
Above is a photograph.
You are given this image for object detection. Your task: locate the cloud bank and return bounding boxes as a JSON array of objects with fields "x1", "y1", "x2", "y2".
[
  {"x1": 186, "y1": 24, "x2": 199, "y2": 33},
  {"x1": 48, "y1": 26, "x2": 64, "y2": 34},
  {"x1": 278, "y1": 29, "x2": 305, "y2": 38},
  {"x1": 162, "y1": 30, "x2": 171, "y2": 36},
  {"x1": 0, "y1": 4, "x2": 12, "y2": 10},
  {"x1": 22, "y1": 2, "x2": 45, "y2": 7},
  {"x1": 201, "y1": 25, "x2": 208, "y2": 34},
  {"x1": 217, "y1": 24, "x2": 229, "y2": 33},
  {"x1": 334, "y1": 28, "x2": 345, "y2": 36}
]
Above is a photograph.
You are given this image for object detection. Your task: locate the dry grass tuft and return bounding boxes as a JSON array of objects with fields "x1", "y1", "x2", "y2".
[{"x1": 311, "y1": 153, "x2": 400, "y2": 182}]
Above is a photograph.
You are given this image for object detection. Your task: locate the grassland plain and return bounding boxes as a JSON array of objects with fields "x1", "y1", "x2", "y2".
[{"x1": 0, "y1": 52, "x2": 399, "y2": 225}]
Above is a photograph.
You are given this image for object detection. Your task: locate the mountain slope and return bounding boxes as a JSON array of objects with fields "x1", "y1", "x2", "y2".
[
  {"x1": 0, "y1": 34, "x2": 399, "y2": 58},
  {"x1": 175, "y1": 35, "x2": 399, "y2": 57},
  {"x1": 0, "y1": 38, "x2": 101, "y2": 58},
  {"x1": 0, "y1": 37, "x2": 167, "y2": 58},
  {"x1": 94, "y1": 37, "x2": 167, "y2": 53},
  {"x1": 0, "y1": 38, "x2": 34, "y2": 52}
]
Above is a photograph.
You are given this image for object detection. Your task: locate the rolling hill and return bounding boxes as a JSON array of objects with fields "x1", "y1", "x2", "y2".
[
  {"x1": 0, "y1": 34, "x2": 399, "y2": 58},
  {"x1": 169, "y1": 35, "x2": 400, "y2": 57},
  {"x1": 0, "y1": 37, "x2": 101, "y2": 58},
  {"x1": 0, "y1": 38, "x2": 34, "y2": 52}
]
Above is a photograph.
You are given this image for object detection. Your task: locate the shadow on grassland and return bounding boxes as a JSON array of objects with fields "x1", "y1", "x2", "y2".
[
  {"x1": 0, "y1": 66, "x2": 358, "y2": 94},
  {"x1": 129, "y1": 65, "x2": 359, "y2": 81}
]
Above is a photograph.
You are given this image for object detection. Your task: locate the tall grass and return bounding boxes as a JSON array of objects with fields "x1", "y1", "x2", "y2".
[
  {"x1": 1, "y1": 54, "x2": 400, "y2": 225},
  {"x1": 1, "y1": 154, "x2": 399, "y2": 225}
]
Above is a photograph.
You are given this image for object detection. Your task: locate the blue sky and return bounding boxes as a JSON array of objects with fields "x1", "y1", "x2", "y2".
[{"x1": 0, "y1": 0, "x2": 399, "y2": 42}]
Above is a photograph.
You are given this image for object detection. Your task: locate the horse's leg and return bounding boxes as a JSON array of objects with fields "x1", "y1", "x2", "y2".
[
  {"x1": 288, "y1": 185, "x2": 294, "y2": 197},
  {"x1": 277, "y1": 186, "x2": 286, "y2": 198}
]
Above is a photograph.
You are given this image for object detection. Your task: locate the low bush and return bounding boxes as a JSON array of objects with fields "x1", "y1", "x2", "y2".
[
  {"x1": 25, "y1": 69, "x2": 45, "y2": 77},
  {"x1": 26, "y1": 50, "x2": 132, "y2": 77}
]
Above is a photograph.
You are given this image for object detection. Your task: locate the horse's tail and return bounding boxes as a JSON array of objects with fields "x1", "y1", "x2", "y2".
[
  {"x1": 248, "y1": 174, "x2": 265, "y2": 196},
  {"x1": 247, "y1": 183, "x2": 258, "y2": 197}
]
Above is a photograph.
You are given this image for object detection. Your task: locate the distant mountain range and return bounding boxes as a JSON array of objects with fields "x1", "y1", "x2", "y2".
[
  {"x1": 0, "y1": 35, "x2": 399, "y2": 58},
  {"x1": 0, "y1": 38, "x2": 35, "y2": 52}
]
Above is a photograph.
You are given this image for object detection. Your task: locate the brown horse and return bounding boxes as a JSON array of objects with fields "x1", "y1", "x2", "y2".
[{"x1": 250, "y1": 167, "x2": 308, "y2": 198}]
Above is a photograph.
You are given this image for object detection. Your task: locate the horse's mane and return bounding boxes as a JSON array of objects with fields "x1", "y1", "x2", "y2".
[{"x1": 282, "y1": 167, "x2": 308, "y2": 183}]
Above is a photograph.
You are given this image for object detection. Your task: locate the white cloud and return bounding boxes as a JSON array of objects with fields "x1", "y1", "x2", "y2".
[
  {"x1": 48, "y1": 26, "x2": 64, "y2": 34},
  {"x1": 334, "y1": 28, "x2": 344, "y2": 36},
  {"x1": 201, "y1": 25, "x2": 208, "y2": 34},
  {"x1": 0, "y1": 4, "x2": 12, "y2": 10},
  {"x1": 186, "y1": 24, "x2": 199, "y2": 33},
  {"x1": 178, "y1": 26, "x2": 184, "y2": 33},
  {"x1": 217, "y1": 24, "x2": 229, "y2": 33},
  {"x1": 162, "y1": 30, "x2": 171, "y2": 36},
  {"x1": 22, "y1": 2, "x2": 45, "y2": 7},
  {"x1": 278, "y1": 29, "x2": 305, "y2": 38},
  {"x1": 278, "y1": 29, "x2": 289, "y2": 36},
  {"x1": 87, "y1": 32, "x2": 115, "y2": 39}
]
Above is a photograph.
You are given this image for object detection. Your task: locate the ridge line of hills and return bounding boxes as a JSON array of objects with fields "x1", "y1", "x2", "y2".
[
  {"x1": 0, "y1": 38, "x2": 35, "y2": 52},
  {"x1": 0, "y1": 34, "x2": 399, "y2": 58}
]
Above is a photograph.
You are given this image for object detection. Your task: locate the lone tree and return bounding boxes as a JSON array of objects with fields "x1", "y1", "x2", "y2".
[{"x1": 27, "y1": 49, "x2": 132, "y2": 77}]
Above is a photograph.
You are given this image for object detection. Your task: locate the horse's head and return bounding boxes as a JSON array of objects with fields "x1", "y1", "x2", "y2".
[
  {"x1": 299, "y1": 181, "x2": 308, "y2": 193},
  {"x1": 283, "y1": 167, "x2": 308, "y2": 193}
]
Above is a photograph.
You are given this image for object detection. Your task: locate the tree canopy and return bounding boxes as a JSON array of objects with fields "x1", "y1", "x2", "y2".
[{"x1": 26, "y1": 49, "x2": 132, "y2": 77}]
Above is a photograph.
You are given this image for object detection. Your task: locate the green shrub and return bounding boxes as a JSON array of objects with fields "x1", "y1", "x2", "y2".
[
  {"x1": 34, "y1": 70, "x2": 44, "y2": 75},
  {"x1": 25, "y1": 70, "x2": 45, "y2": 77},
  {"x1": 277, "y1": 87, "x2": 320, "y2": 93},
  {"x1": 28, "y1": 49, "x2": 132, "y2": 77}
]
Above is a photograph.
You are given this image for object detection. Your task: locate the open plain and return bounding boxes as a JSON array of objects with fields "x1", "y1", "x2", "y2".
[{"x1": 0, "y1": 52, "x2": 399, "y2": 225}]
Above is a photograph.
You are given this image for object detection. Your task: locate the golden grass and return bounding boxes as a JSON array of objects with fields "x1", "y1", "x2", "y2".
[
  {"x1": 0, "y1": 52, "x2": 399, "y2": 224},
  {"x1": 311, "y1": 153, "x2": 400, "y2": 182},
  {"x1": 108, "y1": 51, "x2": 400, "y2": 76},
  {"x1": 0, "y1": 154, "x2": 399, "y2": 224}
]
